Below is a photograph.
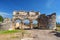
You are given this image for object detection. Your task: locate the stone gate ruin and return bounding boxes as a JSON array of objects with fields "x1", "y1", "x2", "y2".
[
  {"x1": 11, "y1": 11, "x2": 56, "y2": 30},
  {"x1": 0, "y1": 11, "x2": 56, "y2": 30},
  {"x1": 12, "y1": 11, "x2": 40, "y2": 30}
]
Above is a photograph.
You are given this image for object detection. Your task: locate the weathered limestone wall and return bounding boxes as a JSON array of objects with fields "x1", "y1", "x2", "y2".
[
  {"x1": 37, "y1": 14, "x2": 48, "y2": 29},
  {"x1": 0, "y1": 22, "x2": 12, "y2": 30},
  {"x1": 0, "y1": 11, "x2": 56, "y2": 30},
  {"x1": 37, "y1": 13, "x2": 56, "y2": 29},
  {"x1": 47, "y1": 13, "x2": 56, "y2": 29},
  {"x1": 12, "y1": 11, "x2": 40, "y2": 29},
  {"x1": 0, "y1": 18, "x2": 12, "y2": 30}
]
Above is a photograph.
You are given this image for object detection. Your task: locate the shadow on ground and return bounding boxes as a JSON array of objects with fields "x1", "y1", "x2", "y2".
[{"x1": 54, "y1": 32, "x2": 60, "y2": 37}]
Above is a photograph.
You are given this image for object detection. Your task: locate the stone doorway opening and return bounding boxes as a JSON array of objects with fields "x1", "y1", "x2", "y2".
[
  {"x1": 23, "y1": 19, "x2": 30, "y2": 29},
  {"x1": 15, "y1": 19, "x2": 21, "y2": 30},
  {"x1": 32, "y1": 20, "x2": 38, "y2": 29}
]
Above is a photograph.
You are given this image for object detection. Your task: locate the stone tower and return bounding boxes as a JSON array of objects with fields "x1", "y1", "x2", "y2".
[{"x1": 47, "y1": 13, "x2": 56, "y2": 30}]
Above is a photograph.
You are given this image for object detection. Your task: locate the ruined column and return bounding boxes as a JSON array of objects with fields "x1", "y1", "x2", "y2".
[
  {"x1": 20, "y1": 21, "x2": 23, "y2": 29},
  {"x1": 12, "y1": 21, "x2": 15, "y2": 30},
  {"x1": 20, "y1": 20, "x2": 24, "y2": 29},
  {"x1": 29, "y1": 20, "x2": 33, "y2": 29},
  {"x1": 38, "y1": 22, "x2": 40, "y2": 28},
  {"x1": 22, "y1": 22, "x2": 24, "y2": 29},
  {"x1": 19, "y1": 23, "x2": 21, "y2": 29}
]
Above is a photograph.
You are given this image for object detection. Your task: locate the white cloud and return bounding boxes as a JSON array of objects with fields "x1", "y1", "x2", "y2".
[
  {"x1": 56, "y1": 15, "x2": 60, "y2": 22},
  {"x1": 0, "y1": 12, "x2": 11, "y2": 18}
]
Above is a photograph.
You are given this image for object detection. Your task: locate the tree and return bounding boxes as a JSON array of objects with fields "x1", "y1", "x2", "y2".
[{"x1": 0, "y1": 15, "x2": 4, "y2": 22}]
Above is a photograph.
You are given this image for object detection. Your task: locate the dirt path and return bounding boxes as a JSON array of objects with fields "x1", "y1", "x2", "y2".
[
  {"x1": 26, "y1": 29, "x2": 60, "y2": 40},
  {"x1": 0, "y1": 30, "x2": 60, "y2": 40}
]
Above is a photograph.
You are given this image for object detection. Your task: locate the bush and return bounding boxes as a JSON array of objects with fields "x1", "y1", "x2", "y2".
[{"x1": 0, "y1": 15, "x2": 4, "y2": 22}]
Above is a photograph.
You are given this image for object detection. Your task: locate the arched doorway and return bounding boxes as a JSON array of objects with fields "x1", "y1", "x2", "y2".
[
  {"x1": 23, "y1": 19, "x2": 30, "y2": 29},
  {"x1": 32, "y1": 20, "x2": 38, "y2": 29},
  {"x1": 12, "y1": 18, "x2": 22, "y2": 30},
  {"x1": 15, "y1": 19, "x2": 21, "y2": 29}
]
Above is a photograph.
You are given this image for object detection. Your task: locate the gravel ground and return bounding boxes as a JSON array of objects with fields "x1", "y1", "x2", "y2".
[
  {"x1": 0, "y1": 29, "x2": 60, "y2": 40},
  {"x1": 26, "y1": 29, "x2": 60, "y2": 40}
]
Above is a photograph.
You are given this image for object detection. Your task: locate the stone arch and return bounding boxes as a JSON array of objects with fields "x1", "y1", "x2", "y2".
[
  {"x1": 12, "y1": 18, "x2": 22, "y2": 29},
  {"x1": 32, "y1": 20, "x2": 38, "y2": 28},
  {"x1": 23, "y1": 19, "x2": 30, "y2": 25},
  {"x1": 12, "y1": 11, "x2": 40, "y2": 30}
]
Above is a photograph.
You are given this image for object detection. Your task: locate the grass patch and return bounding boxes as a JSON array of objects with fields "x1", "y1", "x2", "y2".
[
  {"x1": 0, "y1": 30, "x2": 21, "y2": 34},
  {"x1": 0, "y1": 29, "x2": 29, "y2": 35},
  {"x1": 57, "y1": 27, "x2": 60, "y2": 32}
]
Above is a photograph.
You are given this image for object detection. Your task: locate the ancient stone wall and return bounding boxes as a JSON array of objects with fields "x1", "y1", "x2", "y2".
[
  {"x1": 0, "y1": 21, "x2": 12, "y2": 30},
  {"x1": 37, "y1": 14, "x2": 48, "y2": 29},
  {"x1": 37, "y1": 13, "x2": 56, "y2": 29},
  {"x1": 0, "y1": 18, "x2": 12, "y2": 30},
  {"x1": 47, "y1": 13, "x2": 56, "y2": 29},
  {"x1": 12, "y1": 11, "x2": 40, "y2": 29},
  {"x1": 0, "y1": 11, "x2": 56, "y2": 30}
]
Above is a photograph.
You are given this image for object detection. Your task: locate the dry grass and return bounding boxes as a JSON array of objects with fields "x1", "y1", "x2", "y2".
[{"x1": 57, "y1": 27, "x2": 60, "y2": 31}]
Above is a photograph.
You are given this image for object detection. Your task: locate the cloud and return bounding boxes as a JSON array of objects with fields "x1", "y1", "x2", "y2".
[
  {"x1": 0, "y1": 12, "x2": 11, "y2": 18},
  {"x1": 56, "y1": 15, "x2": 60, "y2": 22},
  {"x1": 46, "y1": 0, "x2": 55, "y2": 8}
]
